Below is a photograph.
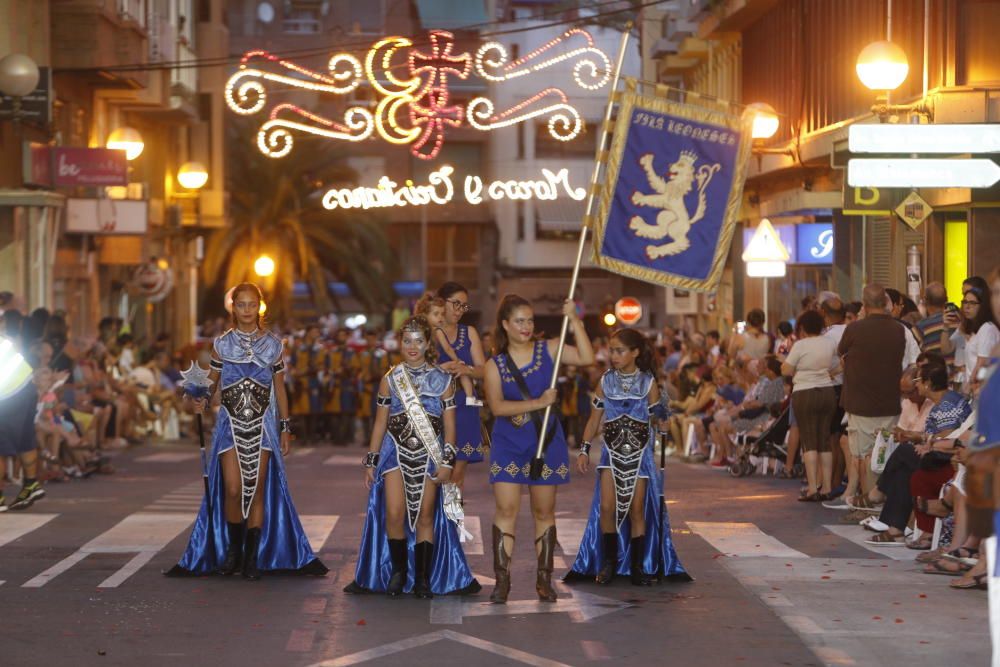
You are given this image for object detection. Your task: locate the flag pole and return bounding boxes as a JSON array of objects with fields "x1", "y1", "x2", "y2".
[{"x1": 530, "y1": 24, "x2": 632, "y2": 480}]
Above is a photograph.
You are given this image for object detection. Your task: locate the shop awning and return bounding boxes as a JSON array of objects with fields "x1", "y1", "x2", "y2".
[{"x1": 415, "y1": 0, "x2": 489, "y2": 29}]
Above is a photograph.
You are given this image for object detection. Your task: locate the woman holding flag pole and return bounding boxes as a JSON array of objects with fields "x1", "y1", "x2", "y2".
[
  {"x1": 483, "y1": 295, "x2": 594, "y2": 603},
  {"x1": 166, "y1": 282, "x2": 326, "y2": 580}
]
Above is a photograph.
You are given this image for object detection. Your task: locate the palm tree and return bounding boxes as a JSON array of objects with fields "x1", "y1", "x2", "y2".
[{"x1": 202, "y1": 119, "x2": 398, "y2": 321}]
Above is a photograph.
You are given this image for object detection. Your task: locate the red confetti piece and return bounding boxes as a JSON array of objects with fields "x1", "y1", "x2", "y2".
[
  {"x1": 821, "y1": 576, "x2": 831, "y2": 580},
  {"x1": 771, "y1": 587, "x2": 782, "y2": 591},
  {"x1": 919, "y1": 641, "x2": 930, "y2": 645},
  {"x1": 895, "y1": 619, "x2": 904, "y2": 624},
  {"x1": 832, "y1": 619, "x2": 842, "y2": 623},
  {"x1": 918, "y1": 594, "x2": 927, "y2": 598},
  {"x1": 872, "y1": 616, "x2": 882, "y2": 620},
  {"x1": 357, "y1": 619, "x2": 367, "y2": 626},
  {"x1": 785, "y1": 563, "x2": 793, "y2": 567}
]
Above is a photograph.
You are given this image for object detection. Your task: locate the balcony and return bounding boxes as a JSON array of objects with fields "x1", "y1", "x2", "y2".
[{"x1": 51, "y1": 0, "x2": 150, "y2": 89}]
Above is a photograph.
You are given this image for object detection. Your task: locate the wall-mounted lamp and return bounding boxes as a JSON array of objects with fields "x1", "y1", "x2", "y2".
[
  {"x1": 856, "y1": 40, "x2": 930, "y2": 122},
  {"x1": 177, "y1": 161, "x2": 208, "y2": 190},
  {"x1": 107, "y1": 126, "x2": 144, "y2": 161}
]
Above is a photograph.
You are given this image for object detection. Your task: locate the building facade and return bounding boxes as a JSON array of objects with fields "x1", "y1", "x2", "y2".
[
  {"x1": 646, "y1": 0, "x2": 1000, "y2": 326},
  {"x1": 0, "y1": 0, "x2": 230, "y2": 346}
]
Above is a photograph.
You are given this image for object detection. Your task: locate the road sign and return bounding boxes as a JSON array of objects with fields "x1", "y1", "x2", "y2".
[
  {"x1": 849, "y1": 123, "x2": 1000, "y2": 154},
  {"x1": 847, "y1": 158, "x2": 1000, "y2": 188},
  {"x1": 842, "y1": 184, "x2": 905, "y2": 215},
  {"x1": 895, "y1": 191, "x2": 933, "y2": 229},
  {"x1": 614, "y1": 297, "x2": 642, "y2": 325},
  {"x1": 742, "y1": 218, "x2": 790, "y2": 278}
]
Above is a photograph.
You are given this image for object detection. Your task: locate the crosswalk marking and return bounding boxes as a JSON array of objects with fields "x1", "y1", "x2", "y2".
[
  {"x1": 22, "y1": 512, "x2": 193, "y2": 588},
  {"x1": 300, "y1": 515, "x2": 339, "y2": 553},
  {"x1": 554, "y1": 518, "x2": 587, "y2": 557},
  {"x1": 135, "y1": 452, "x2": 199, "y2": 463},
  {"x1": 323, "y1": 454, "x2": 360, "y2": 466},
  {"x1": 687, "y1": 521, "x2": 809, "y2": 559},
  {"x1": 290, "y1": 447, "x2": 315, "y2": 458},
  {"x1": 822, "y1": 525, "x2": 914, "y2": 561},
  {"x1": 0, "y1": 513, "x2": 58, "y2": 548},
  {"x1": 461, "y1": 515, "x2": 483, "y2": 555}
]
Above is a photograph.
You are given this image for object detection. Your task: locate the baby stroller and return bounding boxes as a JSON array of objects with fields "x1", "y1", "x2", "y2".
[{"x1": 729, "y1": 403, "x2": 798, "y2": 478}]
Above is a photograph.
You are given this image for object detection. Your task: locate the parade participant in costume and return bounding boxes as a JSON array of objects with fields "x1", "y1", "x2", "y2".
[
  {"x1": 357, "y1": 330, "x2": 390, "y2": 446},
  {"x1": 565, "y1": 328, "x2": 691, "y2": 585},
  {"x1": 434, "y1": 283, "x2": 488, "y2": 486},
  {"x1": 484, "y1": 295, "x2": 594, "y2": 603},
  {"x1": 325, "y1": 329, "x2": 359, "y2": 444},
  {"x1": 168, "y1": 283, "x2": 326, "y2": 579},
  {"x1": 290, "y1": 324, "x2": 326, "y2": 442},
  {"x1": 344, "y1": 316, "x2": 480, "y2": 598}
]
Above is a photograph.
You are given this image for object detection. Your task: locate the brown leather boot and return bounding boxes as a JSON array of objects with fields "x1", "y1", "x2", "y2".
[
  {"x1": 489, "y1": 525, "x2": 514, "y2": 603},
  {"x1": 535, "y1": 525, "x2": 558, "y2": 602}
]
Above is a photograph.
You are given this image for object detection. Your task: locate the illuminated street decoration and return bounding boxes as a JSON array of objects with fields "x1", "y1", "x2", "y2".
[
  {"x1": 225, "y1": 28, "x2": 612, "y2": 160},
  {"x1": 321, "y1": 166, "x2": 586, "y2": 211}
]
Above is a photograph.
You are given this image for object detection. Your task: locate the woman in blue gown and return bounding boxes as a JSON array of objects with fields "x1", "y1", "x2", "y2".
[
  {"x1": 167, "y1": 283, "x2": 326, "y2": 579},
  {"x1": 565, "y1": 328, "x2": 691, "y2": 585},
  {"x1": 344, "y1": 316, "x2": 480, "y2": 598},
  {"x1": 435, "y1": 282, "x2": 487, "y2": 487},
  {"x1": 483, "y1": 295, "x2": 594, "y2": 603}
]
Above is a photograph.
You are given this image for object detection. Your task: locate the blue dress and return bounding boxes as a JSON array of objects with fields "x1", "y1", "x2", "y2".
[
  {"x1": 489, "y1": 341, "x2": 570, "y2": 485},
  {"x1": 566, "y1": 370, "x2": 690, "y2": 581},
  {"x1": 170, "y1": 330, "x2": 326, "y2": 575},
  {"x1": 437, "y1": 324, "x2": 485, "y2": 463},
  {"x1": 347, "y1": 364, "x2": 480, "y2": 595}
]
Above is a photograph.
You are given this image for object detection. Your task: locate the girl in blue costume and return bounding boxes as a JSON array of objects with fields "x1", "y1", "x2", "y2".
[
  {"x1": 344, "y1": 315, "x2": 480, "y2": 599},
  {"x1": 483, "y1": 294, "x2": 594, "y2": 603},
  {"x1": 434, "y1": 282, "x2": 488, "y2": 488},
  {"x1": 565, "y1": 328, "x2": 691, "y2": 585},
  {"x1": 167, "y1": 283, "x2": 326, "y2": 580}
]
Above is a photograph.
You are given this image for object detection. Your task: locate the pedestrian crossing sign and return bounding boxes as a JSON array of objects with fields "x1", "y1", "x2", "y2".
[{"x1": 895, "y1": 191, "x2": 932, "y2": 229}]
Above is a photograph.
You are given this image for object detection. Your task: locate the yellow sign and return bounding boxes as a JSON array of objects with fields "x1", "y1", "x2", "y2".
[
  {"x1": 842, "y1": 185, "x2": 904, "y2": 215},
  {"x1": 895, "y1": 191, "x2": 933, "y2": 229}
]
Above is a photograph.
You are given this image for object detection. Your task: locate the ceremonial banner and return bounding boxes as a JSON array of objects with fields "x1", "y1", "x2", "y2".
[{"x1": 591, "y1": 80, "x2": 754, "y2": 292}]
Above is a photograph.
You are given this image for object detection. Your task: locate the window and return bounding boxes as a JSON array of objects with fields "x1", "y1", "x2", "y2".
[
  {"x1": 349, "y1": 2, "x2": 384, "y2": 33},
  {"x1": 283, "y1": 2, "x2": 320, "y2": 34}
]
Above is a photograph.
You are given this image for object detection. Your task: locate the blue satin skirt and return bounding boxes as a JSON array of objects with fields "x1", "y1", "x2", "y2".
[
  {"x1": 347, "y1": 437, "x2": 480, "y2": 595},
  {"x1": 565, "y1": 445, "x2": 691, "y2": 582},
  {"x1": 170, "y1": 442, "x2": 326, "y2": 575}
]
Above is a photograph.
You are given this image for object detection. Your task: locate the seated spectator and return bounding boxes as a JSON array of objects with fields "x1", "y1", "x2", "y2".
[
  {"x1": 866, "y1": 361, "x2": 971, "y2": 545},
  {"x1": 709, "y1": 356, "x2": 785, "y2": 466}
]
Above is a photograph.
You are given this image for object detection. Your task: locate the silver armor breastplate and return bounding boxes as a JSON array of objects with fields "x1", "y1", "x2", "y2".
[
  {"x1": 220, "y1": 377, "x2": 271, "y2": 519},
  {"x1": 386, "y1": 412, "x2": 443, "y2": 530},
  {"x1": 602, "y1": 415, "x2": 650, "y2": 528}
]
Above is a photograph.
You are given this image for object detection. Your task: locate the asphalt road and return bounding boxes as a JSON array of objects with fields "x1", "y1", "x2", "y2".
[{"x1": 0, "y1": 440, "x2": 990, "y2": 666}]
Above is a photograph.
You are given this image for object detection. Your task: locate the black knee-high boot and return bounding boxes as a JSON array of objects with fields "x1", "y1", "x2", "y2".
[
  {"x1": 630, "y1": 535, "x2": 653, "y2": 586},
  {"x1": 386, "y1": 538, "x2": 408, "y2": 597},
  {"x1": 242, "y1": 527, "x2": 262, "y2": 580},
  {"x1": 413, "y1": 541, "x2": 434, "y2": 599},
  {"x1": 596, "y1": 532, "x2": 618, "y2": 584},
  {"x1": 218, "y1": 522, "x2": 244, "y2": 575}
]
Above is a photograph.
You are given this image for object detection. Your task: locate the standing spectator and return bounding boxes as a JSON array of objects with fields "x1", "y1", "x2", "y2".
[
  {"x1": 782, "y1": 310, "x2": 838, "y2": 501},
  {"x1": 956, "y1": 278, "x2": 999, "y2": 393},
  {"x1": 705, "y1": 330, "x2": 722, "y2": 366},
  {"x1": 773, "y1": 321, "x2": 795, "y2": 358},
  {"x1": 662, "y1": 339, "x2": 682, "y2": 375},
  {"x1": 844, "y1": 301, "x2": 862, "y2": 324},
  {"x1": 729, "y1": 309, "x2": 770, "y2": 362},
  {"x1": 838, "y1": 284, "x2": 905, "y2": 510},
  {"x1": 820, "y1": 298, "x2": 850, "y2": 508},
  {"x1": 916, "y1": 282, "x2": 951, "y2": 360}
]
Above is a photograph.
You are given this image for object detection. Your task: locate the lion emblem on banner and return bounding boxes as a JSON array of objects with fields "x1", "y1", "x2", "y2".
[{"x1": 628, "y1": 150, "x2": 721, "y2": 259}]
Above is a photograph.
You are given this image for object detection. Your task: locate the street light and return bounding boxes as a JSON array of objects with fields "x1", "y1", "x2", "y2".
[
  {"x1": 0, "y1": 53, "x2": 40, "y2": 132},
  {"x1": 856, "y1": 40, "x2": 909, "y2": 92},
  {"x1": 855, "y1": 40, "x2": 928, "y2": 121},
  {"x1": 254, "y1": 254, "x2": 275, "y2": 277},
  {"x1": 748, "y1": 102, "x2": 779, "y2": 140},
  {"x1": 107, "y1": 126, "x2": 144, "y2": 161},
  {"x1": 177, "y1": 161, "x2": 208, "y2": 190}
]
